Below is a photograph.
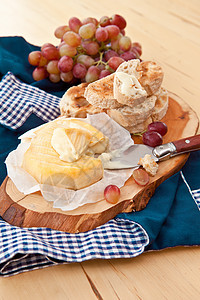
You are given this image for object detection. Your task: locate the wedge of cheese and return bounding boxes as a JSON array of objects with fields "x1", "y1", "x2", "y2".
[
  {"x1": 22, "y1": 118, "x2": 108, "y2": 190},
  {"x1": 51, "y1": 127, "x2": 93, "y2": 162}
]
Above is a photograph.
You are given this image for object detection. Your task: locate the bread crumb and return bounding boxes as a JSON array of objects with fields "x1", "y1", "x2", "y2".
[{"x1": 139, "y1": 154, "x2": 158, "y2": 176}]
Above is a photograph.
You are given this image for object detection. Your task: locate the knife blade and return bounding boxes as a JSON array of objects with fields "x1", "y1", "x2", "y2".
[{"x1": 102, "y1": 134, "x2": 200, "y2": 170}]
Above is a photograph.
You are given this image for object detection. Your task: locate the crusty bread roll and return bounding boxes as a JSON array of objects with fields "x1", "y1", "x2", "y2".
[
  {"x1": 84, "y1": 74, "x2": 123, "y2": 109},
  {"x1": 60, "y1": 83, "x2": 105, "y2": 118},
  {"x1": 114, "y1": 59, "x2": 147, "y2": 107},
  {"x1": 136, "y1": 61, "x2": 164, "y2": 96},
  {"x1": 59, "y1": 59, "x2": 168, "y2": 135},
  {"x1": 124, "y1": 88, "x2": 168, "y2": 133},
  {"x1": 115, "y1": 59, "x2": 164, "y2": 98},
  {"x1": 151, "y1": 88, "x2": 168, "y2": 121},
  {"x1": 107, "y1": 95, "x2": 157, "y2": 127}
]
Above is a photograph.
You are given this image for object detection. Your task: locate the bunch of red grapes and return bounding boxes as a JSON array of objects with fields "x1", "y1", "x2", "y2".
[{"x1": 28, "y1": 14, "x2": 142, "y2": 83}]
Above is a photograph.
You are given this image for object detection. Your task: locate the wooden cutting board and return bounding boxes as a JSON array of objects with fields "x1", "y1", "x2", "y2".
[{"x1": 0, "y1": 92, "x2": 199, "y2": 233}]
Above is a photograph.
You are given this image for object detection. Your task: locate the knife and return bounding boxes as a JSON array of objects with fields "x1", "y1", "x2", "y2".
[{"x1": 103, "y1": 134, "x2": 200, "y2": 170}]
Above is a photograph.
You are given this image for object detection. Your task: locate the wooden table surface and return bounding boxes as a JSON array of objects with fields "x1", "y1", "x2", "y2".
[{"x1": 0, "y1": 0, "x2": 200, "y2": 299}]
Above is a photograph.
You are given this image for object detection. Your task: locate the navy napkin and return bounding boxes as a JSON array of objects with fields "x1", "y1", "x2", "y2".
[{"x1": 0, "y1": 37, "x2": 199, "y2": 277}]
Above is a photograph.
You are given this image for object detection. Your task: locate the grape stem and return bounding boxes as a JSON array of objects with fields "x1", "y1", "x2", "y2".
[
  {"x1": 94, "y1": 51, "x2": 107, "y2": 66},
  {"x1": 133, "y1": 130, "x2": 147, "y2": 137},
  {"x1": 76, "y1": 45, "x2": 86, "y2": 55}
]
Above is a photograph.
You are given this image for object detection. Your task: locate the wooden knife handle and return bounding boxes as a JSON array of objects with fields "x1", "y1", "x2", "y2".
[{"x1": 172, "y1": 134, "x2": 200, "y2": 153}]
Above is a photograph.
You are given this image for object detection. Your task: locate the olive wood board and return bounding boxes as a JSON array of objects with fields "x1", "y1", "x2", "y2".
[{"x1": 0, "y1": 92, "x2": 199, "y2": 233}]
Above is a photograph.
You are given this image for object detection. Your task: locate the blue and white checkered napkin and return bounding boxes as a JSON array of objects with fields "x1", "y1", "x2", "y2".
[
  {"x1": 0, "y1": 72, "x2": 60, "y2": 129},
  {"x1": 0, "y1": 218, "x2": 149, "y2": 277},
  {"x1": 0, "y1": 72, "x2": 149, "y2": 276}
]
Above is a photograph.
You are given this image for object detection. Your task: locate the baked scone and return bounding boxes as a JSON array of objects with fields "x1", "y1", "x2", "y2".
[
  {"x1": 22, "y1": 118, "x2": 109, "y2": 190},
  {"x1": 84, "y1": 74, "x2": 123, "y2": 109}
]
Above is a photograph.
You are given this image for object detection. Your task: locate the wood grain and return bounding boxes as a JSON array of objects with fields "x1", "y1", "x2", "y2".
[
  {"x1": 0, "y1": 93, "x2": 198, "y2": 232},
  {"x1": 0, "y1": 0, "x2": 200, "y2": 299}
]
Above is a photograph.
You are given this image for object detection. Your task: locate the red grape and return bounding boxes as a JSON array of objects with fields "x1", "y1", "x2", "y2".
[
  {"x1": 77, "y1": 54, "x2": 94, "y2": 68},
  {"x1": 119, "y1": 36, "x2": 131, "y2": 51},
  {"x1": 54, "y1": 25, "x2": 70, "y2": 39},
  {"x1": 38, "y1": 55, "x2": 48, "y2": 67},
  {"x1": 110, "y1": 14, "x2": 127, "y2": 30},
  {"x1": 82, "y1": 41, "x2": 99, "y2": 56},
  {"x1": 120, "y1": 50, "x2": 137, "y2": 61},
  {"x1": 32, "y1": 67, "x2": 48, "y2": 81},
  {"x1": 104, "y1": 185, "x2": 120, "y2": 204},
  {"x1": 99, "y1": 16, "x2": 110, "y2": 27},
  {"x1": 72, "y1": 63, "x2": 87, "y2": 79},
  {"x1": 142, "y1": 131, "x2": 163, "y2": 147},
  {"x1": 46, "y1": 60, "x2": 60, "y2": 74},
  {"x1": 108, "y1": 56, "x2": 124, "y2": 71},
  {"x1": 41, "y1": 46, "x2": 60, "y2": 60},
  {"x1": 105, "y1": 25, "x2": 120, "y2": 39},
  {"x1": 59, "y1": 43, "x2": 77, "y2": 57},
  {"x1": 82, "y1": 17, "x2": 98, "y2": 26},
  {"x1": 132, "y1": 169, "x2": 149, "y2": 186},
  {"x1": 147, "y1": 122, "x2": 168, "y2": 136},
  {"x1": 99, "y1": 69, "x2": 111, "y2": 79},
  {"x1": 41, "y1": 43, "x2": 55, "y2": 51},
  {"x1": 28, "y1": 51, "x2": 48, "y2": 67},
  {"x1": 63, "y1": 31, "x2": 81, "y2": 47},
  {"x1": 104, "y1": 49, "x2": 119, "y2": 61},
  {"x1": 131, "y1": 42, "x2": 142, "y2": 56},
  {"x1": 69, "y1": 17, "x2": 82, "y2": 33},
  {"x1": 79, "y1": 23, "x2": 96, "y2": 39},
  {"x1": 58, "y1": 56, "x2": 73, "y2": 73},
  {"x1": 85, "y1": 66, "x2": 100, "y2": 83},
  {"x1": 95, "y1": 27, "x2": 109, "y2": 42},
  {"x1": 130, "y1": 47, "x2": 140, "y2": 58},
  {"x1": 49, "y1": 73, "x2": 61, "y2": 83},
  {"x1": 28, "y1": 51, "x2": 42, "y2": 66},
  {"x1": 60, "y1": 71, "x2": 73, "y2": 82}
]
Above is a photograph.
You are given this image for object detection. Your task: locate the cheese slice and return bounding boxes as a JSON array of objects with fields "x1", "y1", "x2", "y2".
[
  {"x1": 115, "y1": 71, "x2": 147, "y2": 98},
  {"x1": 22, "y1": 118, "x2": 107, "y2": 190},
  {"x1": 51, "y1": 127, "x2": 92, "y2": 162}
]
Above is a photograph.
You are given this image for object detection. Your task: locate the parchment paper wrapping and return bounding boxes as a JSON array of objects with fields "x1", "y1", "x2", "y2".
[{"x1": 5, "y1": 113, "x2": 135, "y2": 211}]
